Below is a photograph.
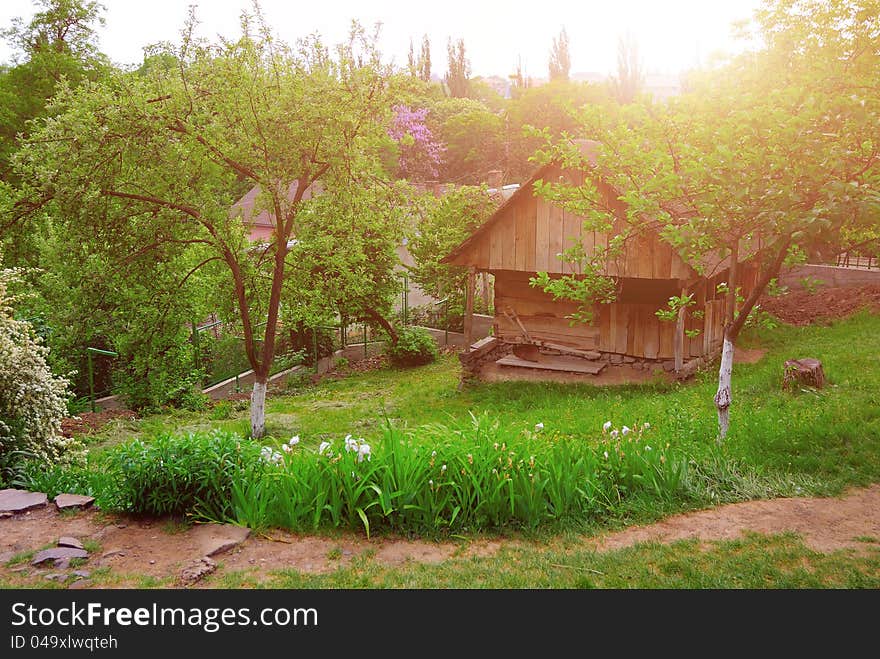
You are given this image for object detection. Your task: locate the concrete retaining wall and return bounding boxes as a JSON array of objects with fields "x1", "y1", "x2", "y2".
[{"x1": 778, "y1": 264, "x2": 880, "y2": 290}]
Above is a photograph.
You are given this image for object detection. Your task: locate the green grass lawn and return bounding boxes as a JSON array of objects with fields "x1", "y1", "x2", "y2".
[
  {"x1": 85, "y1": 311, "x2": 880, "y2": 498},
  {"x1": 13, "y1": 311, "x2": 880, "y2": 589}
]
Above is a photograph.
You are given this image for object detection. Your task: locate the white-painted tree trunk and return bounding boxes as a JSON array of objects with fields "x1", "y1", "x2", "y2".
[
  {"x1": 251, "y1": 379, "x2": 267, "y2": 439},
  {"x1": 714, "y1": 336, "x2": 735, "y2": 443}
]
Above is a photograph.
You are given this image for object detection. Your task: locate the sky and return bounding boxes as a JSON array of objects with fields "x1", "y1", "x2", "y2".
[{"x1": 0, "y1": 0, "x2": 765, "y2": 77}]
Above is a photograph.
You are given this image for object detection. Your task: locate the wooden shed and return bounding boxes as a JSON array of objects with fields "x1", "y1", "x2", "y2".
[{"x1": 442, "y1": 149, "x2": 758, "y2": 377}]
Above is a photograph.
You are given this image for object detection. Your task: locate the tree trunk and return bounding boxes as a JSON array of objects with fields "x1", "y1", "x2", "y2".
[
  {"x1": 364, "y1": 307, "x2": 398, "y2": 345},
  {"x1": 250, "y1": 377, "x2": 267, "y2": 439},
  {"x1": 714, "y1": 335, "x2": 734, "y2": 443}
]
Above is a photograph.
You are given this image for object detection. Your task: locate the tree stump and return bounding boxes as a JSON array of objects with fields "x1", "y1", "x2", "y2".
[{"x1": 783, "y1": 358, "x2": 826, "y2": 390}]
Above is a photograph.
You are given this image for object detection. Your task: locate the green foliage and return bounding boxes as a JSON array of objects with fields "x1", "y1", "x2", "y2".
[
  {"x1": 106, "y1": 430, "x2": 265, "y2": 519},
  {"x1": 227, "y1": 414, "x2": 688, "y2": 536},
  {"x1": 14, "y1": 11, "x2": 400, "y2": 437},
  {"x1": 0, "y1": 266, "x2": 82, "y2": 485},
  {"x1": 799, "y1": 276, "x2": 825, "y2": 295},
  {"x1": 406, "y1": 185, "x2": 495, "y2": 314},
  {"x1": 655, "y1": 294, "x2": 695, "y2": 323},
  {"x1": 386, "y1": 326, "x2": 438, "y2": 367},
  {"x1": 766, "y1": 278, "x2": 789, "y2": 297}
]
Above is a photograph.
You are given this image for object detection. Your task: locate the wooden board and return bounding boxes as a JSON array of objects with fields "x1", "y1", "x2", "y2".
[
  {"x1": 524, "y1": 196, "x2": 537, "y2": 272},
  {"x1": 548, "y1": 204, "x2": 564, "y2": 273},
  {"x1": 502, "y1": 205, "x2": 516, "y2": 271},
  {"x1": 497, "y1": 354, "x2": 607, "y2": 375},
  {"x1": 535, "y1": 198, "x2": 550, "y2": 271},
  {"x1": 514, "y1": 203, "x2": 527, "y2": 271}
]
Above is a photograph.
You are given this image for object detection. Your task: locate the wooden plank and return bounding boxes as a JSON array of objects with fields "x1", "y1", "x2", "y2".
[
  {"x1": 703, "y1": 301, "x2": 713, "y2": 355},
  {"x1": 638, "y1": 234, "x2": 654, "y2": 279},
  {"x1": 496, "y1": 315, "x2": 599, "y2": 340},
  {"x1": 497, "y1": 354, "x2": 607, "y2": 375},
  {"x1": 599, "y1": 304, "x2": 612, "y2": 352},
  {"x1": 655, "y1": 236, "x2": 674, "y2": 279},
  {"x1": 524, "y1": 196, "x2": 537, "y2": 272},
  {"x1": 630, "y1": 305, "x2": 645, "y2": 357},
  {"x1": 464, "y1": 266, "x2": 475, "y2": 346},
  {"x1": 535, "y1": 199, "x2": 551, "y2": 272},
  {"x1": 494, "y1": 294, "x2": 579, "y2": 318},
  {"x1": 643, "y1": 310, "x2": 660, "y2": 359},
  {"x1": 495, "y1": 328, "x2": 598, "y2": 350},
  {"x1": 660, "y1": 312, "x2": 676, "y2": 360},
  {"x1": 514, "y1": 203, "x2": 526, "y2": 271},
  {"x1": 561, "y1": 209, "x2": 580, "y2": 275},
  {"x1": 613, "y1": 304, "x2": 629, "y2": 354},
  {"x1": 478, "y1": 234, "x2": 490, "y2": 268},
  {"x1": 489, "y1": 223, "x2": 502, "y2": 270},
  {"x1": 673, "y1": 298, "x2": 686, "y2": 370},
  {"x1": 468, "y1": 336, "x2": 498, "y2": 359},
  {"x1": 501, "y1": 206, "x2": 517, "y2": 271},
  {"x1": 548, "y1": 203, "x2": 564, "y2": 274}
]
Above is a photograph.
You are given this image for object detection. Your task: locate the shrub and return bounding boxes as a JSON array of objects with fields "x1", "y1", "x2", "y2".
[
  {"x1": 106, "y1": 430, "x2": 265, "y2": 519},
  {"x1": 0, "y1": 268, "x2": 82, "y2": 486},
  {"x1": 387, "y1": 326, "x2": 438, "y2": 367}
]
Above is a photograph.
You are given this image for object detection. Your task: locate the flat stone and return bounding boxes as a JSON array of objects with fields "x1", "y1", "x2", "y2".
[
  {"x1": 54, "y1": 558, "x2": 71, "y2": 570},
  {"x1": 58, "y1": 536, "x2": 84, "y2": 550},
  {"x1": 191, "y1": 524, "x2": 251, "y2": 557},
  {"x1": 72, "y1": 570, "x2": 91, "y2": 579},
  {"x1": 609, "y1": 354, "x2": 623, "y2": 364},
  {"x1": 0, "y1": 489, "x2": 48, "y2": 514},
  {"x1": 178, "y1": 557, "x2": 216, "y2": 585},
  {"x1": 623, "y1": 356, "x2": 636, "y2": 363},
  {"x1": 54, "y1": 494, "x2": 95, "y2": 511},
  {"x1": 68, "y1": 579, "x2": 90, "y2": 589},
  {"x1": 101, "y1": 549, "x2": 125, "y2": 559},
  {"x1": 0, "y1": 512, "x2": 12, "y2": 519},
  {"x1": 45, "y1": 573, "x2": 67, "y2": 581},
  {"x1": 662, "y1": 361, "x2": 676, "y2": 372},
  {"x1": 31, "y1": 547, "x2": 88, "y2": 566}
]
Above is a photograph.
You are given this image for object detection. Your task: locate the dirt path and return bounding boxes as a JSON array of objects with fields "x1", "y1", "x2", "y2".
[
  {"x1": 2, "y1": 484, "x2": 878, "y2": 587},
  {"x1": 591, "y1": 484, "x2": 880, "y2": 554}
]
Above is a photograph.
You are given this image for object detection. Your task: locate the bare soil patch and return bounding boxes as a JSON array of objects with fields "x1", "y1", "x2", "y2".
[
  {"x1": 760, "y1": 284, "x2": 880, "y2": 326},
  {"x1": 592, "y1": 484, "x2": 880, "y2": 555},
  {"x1": 2, "y1": 485, "x2": 878, "y2": 587},
  {"x1": 60, "y1": 409, "x2": 138, "y2": 438}
]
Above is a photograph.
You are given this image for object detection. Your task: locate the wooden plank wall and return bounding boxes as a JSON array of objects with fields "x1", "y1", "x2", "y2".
[
  {"x1": 494, "y1": 272, "x2": 685, "y2": 359},
  {"x1": 453, "y1": 166, "x2": 694, "y2": 281}
]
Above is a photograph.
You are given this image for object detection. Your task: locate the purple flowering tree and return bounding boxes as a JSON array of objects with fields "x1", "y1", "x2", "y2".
[{"x1": 388, "y1": 105, "x2": 444, "y2": 181}]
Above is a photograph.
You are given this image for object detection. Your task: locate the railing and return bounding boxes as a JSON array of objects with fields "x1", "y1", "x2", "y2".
[{"x1": 836, "y1": 253, "x2": 878, "y2": 269}]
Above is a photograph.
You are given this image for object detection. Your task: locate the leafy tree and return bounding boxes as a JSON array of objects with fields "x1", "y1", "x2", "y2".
[
  {"x1": 505, "y1": 80, "x2": 611, "y2": 181},
  {"x1": 407, "y1": 185, "x2": 496, "y2": 315},
  {"x1": 0, "y1": 0, "x2": 107, "y2": 181},
  {"x1": 388, "y1": 105, "x2": 444, "y2": 181},
  {"x1": 533, "y1": 0, "x2": 879, "y2": 440},
  {"x1": 548, "y1": 27, "x2": 571, "y2": 81},
  {"x1": 418, "y1": 34, "x2": 431, "y2": 82},
  {"x1": 14, "y1": 11, "x2": 396, "y2": 438},
  {"x1": 283, "y1": 182, "x2": 413, "y2": 342},
  {"x1": 444, "y1": 37, "x2": 470, "y2": 98},
  {"x1": 429, "y1": 97, "x2": 504, "y2": 184},
  {"x1": 609, "y1": 33, "x2": 643, "y2": 104},
  {"x1": 0, "y1": 0, "x2": 109, "y2": 271}
]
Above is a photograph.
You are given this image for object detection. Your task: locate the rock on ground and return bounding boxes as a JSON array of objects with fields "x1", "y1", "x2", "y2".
[{"x1": 0, "y1": 489, "x2": 48, "y2": 514}]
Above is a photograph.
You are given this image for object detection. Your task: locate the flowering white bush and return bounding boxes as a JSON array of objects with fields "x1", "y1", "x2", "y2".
[{"x1": 0, "y1": 268, "x2": 82, "y2": 478}]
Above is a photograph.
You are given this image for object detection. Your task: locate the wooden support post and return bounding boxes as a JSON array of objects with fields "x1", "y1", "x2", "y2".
[
  {"x1": 481, "y1": 273, "x2": 490, "y2": 310},
  {"x1": 674, "y1": 288, "x2": 687, "y2": 373},
  {"x1": 464, "y1": 266, "x2": 476, "y2": 347}
]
